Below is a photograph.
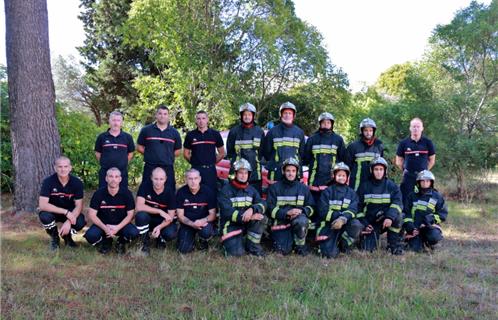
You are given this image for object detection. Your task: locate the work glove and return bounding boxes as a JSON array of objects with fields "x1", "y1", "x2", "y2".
[
  {"x1": 423, "y1": 214, "x2": 436, "y2": 226},
  {"x1": 331, "y1": 216, "x2": 347, "y2": 230}
]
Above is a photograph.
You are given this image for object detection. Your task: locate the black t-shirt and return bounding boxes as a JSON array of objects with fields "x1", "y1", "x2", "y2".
[
  {"x1": 89, "y1": 187, "x2": 135, "y2": 225},
  {"x1": 137, "y1": 123, "x2": 182, "y2": 166},
  {"x1": 183, "y1": 128, "x2": 224, "y2": 166},
  {"x1": 94, "y1": 129, "x2": 135, "y2": 169},
  {"x1": 39, "y1": 173, "x2": 84, "y2": 211},
  {"x1": 176, "y1": 185, "x2": 216, "y2": 221},
  {"x1": 137, "y1": 182, "x2": 176, "y2": 211},
  {"x1": 396, "y1": 136, "x2": 435, "y2": 173}
]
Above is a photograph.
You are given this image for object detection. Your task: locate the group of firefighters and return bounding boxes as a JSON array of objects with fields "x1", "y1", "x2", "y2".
[{"x1": 38, "y1": 102, "x2": 448, "y2": 258}]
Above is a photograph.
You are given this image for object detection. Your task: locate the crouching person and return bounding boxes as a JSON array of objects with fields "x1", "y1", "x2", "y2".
[
  {"x1": 316, "y1": 162, "x2": 363, "y2": 258},
  {"x1": 135, "y1": 167, "x2": 177, "y2": 256},
  {"x1": 176, "y1": 169, "x2": 217, "y2": 253},
  {"x1": 267, "y1": 158, "x2": 315, "y2": 256},
  {"x1": 403, "y1": 170, "x2": 448, "y2": 252},
  {"x1": 38, "y1": 156, "x2": 86, "y2": 251},
  {"x1": 84, "y1": 168, "x2": 139, "y2": 254},
  {"x1": 357, "y1": 157, "x2": 404, "y2": 255},
  {"x1": 219, "y1": 159, "x2": 268, "y2": 257}
]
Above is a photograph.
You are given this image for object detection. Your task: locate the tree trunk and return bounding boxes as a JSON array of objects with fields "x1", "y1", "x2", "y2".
[
  {"x1": 456, "y1": 168, "x2": 466, "y2": 200},
  {"x1": 5, "y1": 0, "x2": 61, "y2": 213}
]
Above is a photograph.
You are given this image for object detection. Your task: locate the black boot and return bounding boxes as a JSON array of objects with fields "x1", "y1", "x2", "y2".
[
  {"x1": 246, "y1": 241, "x2": 266, "y2": 257},
  {"x1": 46, "y1": 227, "x2": 60, "y2": 251},
  {"x1": 98, "y1": 238, "x2": 112, "y2": 255},
  {"x1": 140, "y1": 233, "x2": 150, "y2": 256},
  {"x1": 63, "y1": 234, "x2": 78, "y2": 248},
  {"x1": 295, "y1": 244, "x2": 309, "y2": 256},
  {"x1": 198, "y1": 239, "x2": 209, "y2": 251},
  {"x1": 116, "y1": 237, "x2": 126, "y2": 255},
  {"x1": 156, "y1": 237, "x2": 166, "y2": 250}
]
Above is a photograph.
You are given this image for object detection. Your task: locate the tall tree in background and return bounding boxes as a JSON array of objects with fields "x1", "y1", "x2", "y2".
[
  {"x1": 78, "y1": 0, "x2": 159, "y2": 125},
  {"x1": 5, "y1": 0, "x2": 61, "y2": 212}
]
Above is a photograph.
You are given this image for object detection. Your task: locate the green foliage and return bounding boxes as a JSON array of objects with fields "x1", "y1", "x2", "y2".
[
  {"x1": 56, "y1": 106, "x2": 101, "y2": 188},
  {"x1": 0, "y1": 65, "x2": 13, "y2": 192}
]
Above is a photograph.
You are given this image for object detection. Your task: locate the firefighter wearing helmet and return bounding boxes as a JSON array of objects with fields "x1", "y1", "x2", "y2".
[
  {"x1": 402, "y1": 170, "x2": 448, "y2": 252},
  {"x1": 218, "y1": 158, "x2": 268, "y2": 256},
  {"x1": 266, "y1": 158, "x2": 315, "y2": 256},
  {"x1": 345, "y1": 118, "x2": 384, "y2": 192},
  {"x1": 315, "y1": 162, "x2": 363, "y2": 258},
  {"x1": 226, "y1": 103, "x2": 265, "y2": 194},
  {"x1": 261, "y1": 102, "x2": 305, "y2": 182},
  {"x1": 356, "y1": 157, "x2": 404, "y2": 255}
]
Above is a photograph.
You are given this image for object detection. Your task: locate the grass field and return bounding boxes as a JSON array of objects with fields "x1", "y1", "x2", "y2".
[{"x1": 1, "y1": 186, "x2": 497, "y2": 319}]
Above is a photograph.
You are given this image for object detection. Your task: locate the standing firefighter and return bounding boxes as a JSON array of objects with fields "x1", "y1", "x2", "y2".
[
  {"x1": 266, "y1": 158, "x2": 315, "y2": 256},
  {"x1": 357, "y1": 157, "x2": 404, "y2": 255},
  {"x1": 346, "y1": 118, "x2": 384, "y2": 191},
  {"x1": 226, "y1": 103, "x2": 265, "y2": 194},
  {"x1": 218, "y1": 159, "x2": 268, "y2": 257},
  {"x1": 403, "y1": 170, "x2": 448, "y2": 252},
  {"x1": 303, "y1": 112, "x2": 346, "y2": 231},
  {"x1": 262, "y1": 102, "x2": 305, "y2": 182},
  {"x1": 315, "y1": 162, "x2": 363, "y2": 258}
]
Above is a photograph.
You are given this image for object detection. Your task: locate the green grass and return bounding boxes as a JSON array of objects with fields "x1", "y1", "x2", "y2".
[{"x1": 1, "y1": 191, "x2": 497, "y2": 319}]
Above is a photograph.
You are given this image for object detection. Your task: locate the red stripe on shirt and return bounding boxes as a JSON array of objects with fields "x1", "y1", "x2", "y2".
[
  {"x1": 404, "y1": 150, "x2": 429, "y2": 155},
  {"x1": 50, "y1": 192, "x2": 75, "y2": 197},
  {"x1": 145, "y1": 137, "x2": 175, "y2": 143},
  {"x1": 183, "y1": 202, "x2": 208, "y2": 206},
  {"x1": 145, "y1": 199, "x2": 167, "y2": 208},
  {"x1": 100, "y1": 205, "x2": 126, "y2": 209},
  {"x1": 103, "y1": 143, "x2": 128, "y2": 148},
  {"x1": 191, "y1": 141, "x2": 216, "y2": 145}
]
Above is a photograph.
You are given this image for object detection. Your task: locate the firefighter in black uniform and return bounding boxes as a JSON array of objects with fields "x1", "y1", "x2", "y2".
[
  {"x1": 135, "y1": 167, "x2": 177, "y2": 255},
  {"x1": 315, "y1": 162, "x2": 363, "y2": 258},
  {"x1": 357, "y1": 157, "x2": 404, "y2": 255},
  {"x1": 266, "y1": 158, "x2": 315, "y2": 256},
  {"x1": 38, "y1": 156, "x2": 86, "y2": 251},
  {"x1": 262, "y1": 102, "x2": 305, "y2": 182},
  {"x1": 303, "y1": 112, "x2": 346, "y2": 232},
  {"x1": 345, "y1": 118, "x2": 384, "y2": 192},
  {"x1": 403, "y1": 170, "x2": 448, "y2": 252},
  {"x1": 218, "y1": 159, "x2": 268, "y2": 257},
  {"x1": 226, "y1": 103, "x2": 265, "y2": 194}
]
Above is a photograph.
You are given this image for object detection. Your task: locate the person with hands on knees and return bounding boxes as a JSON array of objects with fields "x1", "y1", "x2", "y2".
[
  {"x1": 176, "y1": 169, "x2": 217, "y2": 254},
  {"x1": 218, "y1": 159, "x2": 268, "y2": 257},
  {"x1": 84, "y1": 168, "x2": 139, "y2": 255},
  {"x1": 403, "y1": 170, "x2": 448, "y2": 252},
  {"x1": 357, "y1": 157, "x2": 404, "y2": 255},
  {"x1": 135, "y1": 167, "x2": 178, "y2": 256},
  {"x1": 38, "y1": 156, "x2": 86, "y2": 251},
  {"x1": 266, "y1": 158, "x2": 315, "y2": 256},
  {"x1": 315, "y1": 162, "x2": 363, "y2": 258}
]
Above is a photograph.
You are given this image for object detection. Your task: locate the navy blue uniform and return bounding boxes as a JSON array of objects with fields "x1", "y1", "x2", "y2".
[
  {"x1": 137, "y1": 123, "x2": 182, "y2": 191},
  {"x1": 396, "y1": 136, "x2": 436, "y2": 201},
  {"x1": 303, "y1": 130, "x2": 346, "y2": 205},
  {"x1": 84, "y1": 187, "x2": 139, "y2": 245},
  {"x1": 184, "y1": 128, "x2": 224, "y2": 195},
  {"x1": 95, "y1": 129, "x2": 135, "y2": 189},
  {"x1": 266, "y1": 179, "x2": 315, "y2": 254},
  {"x1": 403, "y1": 188, "x2": 448, "y2": 251},
  {"x1": 315, "y1": 183, "x2": 363, "y2": 258},
  {"x1": 38, "y1": 173, "x2": 86, "y2": 232},
  {"x1": 226, "y1": 124, "x2": 265, "y2": 193},
  {"x1": 218, "y1": 181, "x2": 267, "y2": 256},
  {"x1": 261, "y1": 123, "x2": 305, "y2": 181},
  {"x1": 135, "y1": 182, "x2": 178, "y2": 243},
  {"x1": 176, "y1": 185, "x2": 217, "y2": 253},
  {"x1": 345, "y1": 138, "x2": 384, "y2": 191},
  {"x1": 357, "y1": 177, "x2": 403, "y2": 253}
]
